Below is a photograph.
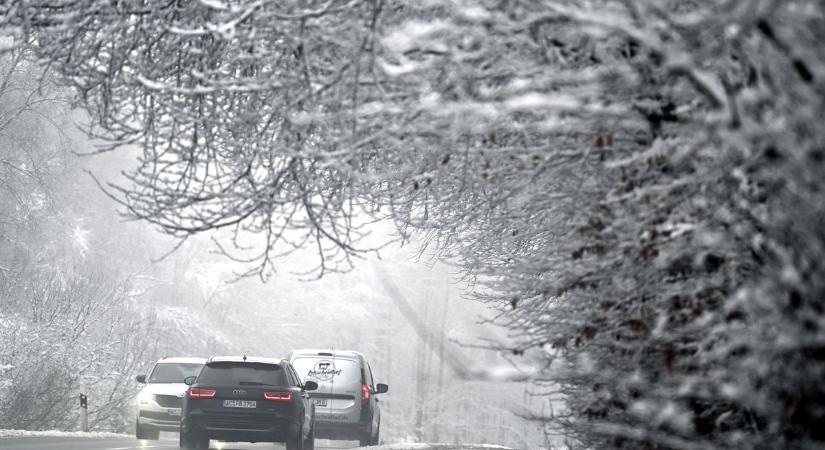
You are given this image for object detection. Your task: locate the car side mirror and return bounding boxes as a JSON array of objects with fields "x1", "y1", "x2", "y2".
[
  {"x1": 303, "y1": 381, "x2": 318, "y2": 391},
  {"x1": 376, "y1": 383, "x2": 388, "y2": 394},
  {"x1": 184, "y1": 376, "x2": 197, "y2": 386},
  {"x1": 135, "y1": 374, "x2": 146, "y2": 384}
]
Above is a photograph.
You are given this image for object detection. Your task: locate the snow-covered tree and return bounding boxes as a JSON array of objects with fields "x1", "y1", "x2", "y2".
[
  {"x1": 4, "y1": 0, "x2": 825, "y2": 447},
  {"x1": 402, "y1": 2, "x2": 825, "y2": 448}
]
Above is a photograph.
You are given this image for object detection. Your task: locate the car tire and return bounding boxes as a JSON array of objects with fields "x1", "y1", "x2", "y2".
[
  {"x1": 359, "y1": 431, "x2": 372, "y2": 447},
  {"x1": 285, "y1": 425, "x2": 304, "y2": 450},
  {"x1": 359, "y1": 421, "x2": 379, "y2": 447},
  {"x1": 303, "y1": 420, "x2": 315, "y2": 450},
  {"x1": 179, "y1": 428, "x2": 209, "y2": 449},
  {"x1": 136, "y1": 419, "x2": 159, "y2": 440},
  {"x1": 370, "y1": 423, "x2": 380, "y2": 446}
]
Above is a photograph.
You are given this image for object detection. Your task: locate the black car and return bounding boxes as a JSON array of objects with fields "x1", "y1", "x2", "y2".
[{"x1": 179, "y1": 356, "x2": 318, "y2": 450}]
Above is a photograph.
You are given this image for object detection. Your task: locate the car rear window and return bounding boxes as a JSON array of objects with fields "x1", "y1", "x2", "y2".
[
  {"x1": 197, "y1": 362, "x2": 286, "y2": 386},
  {"x1": 291, "y1": 357, "x2": 361, "y2": 385},
  {"x1": 148, "y1": 363, "x2": 203, "y2": 383}
]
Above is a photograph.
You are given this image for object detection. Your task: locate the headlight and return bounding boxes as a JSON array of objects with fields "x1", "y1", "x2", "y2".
[{"x1": 137, "y1": 390, "x2": 154, "y2": 405}]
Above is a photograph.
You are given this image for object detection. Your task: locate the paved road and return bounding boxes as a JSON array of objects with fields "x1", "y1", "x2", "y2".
[{"x1": 0, "y1": 437, "x2": 359, "y2": 449}]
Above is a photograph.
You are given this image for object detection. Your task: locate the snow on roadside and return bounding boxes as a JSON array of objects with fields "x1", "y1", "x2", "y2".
[
  {"x1": 0, "y1": 431, "x2": 514, "y2": 449},
  {"x1": 374, "y1": 444, "x2": 514, "y2": 450},
  {"x1": 0, "y1": 429, "x2": 131, "y2": 439}
]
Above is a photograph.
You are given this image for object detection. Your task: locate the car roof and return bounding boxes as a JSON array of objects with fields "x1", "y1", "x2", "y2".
[
  {"x1": 289, "y1": 349, "x2": 365, "y2": 361},
  {"x1": 156, "y1": 357, "x2": 207, "y2": 364},
  {"x1": 206, "y1": 355, "x2": 286, "y2": 365}
]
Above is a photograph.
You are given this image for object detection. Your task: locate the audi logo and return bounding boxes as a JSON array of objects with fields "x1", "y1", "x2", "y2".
[{"x1": 232, "y1": 389, "x2": 247, "y2": 395}]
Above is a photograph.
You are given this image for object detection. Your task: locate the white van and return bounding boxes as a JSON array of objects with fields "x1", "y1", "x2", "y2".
[{"x1": 288, "y1": 349, "x2": 388, "y2": 446}]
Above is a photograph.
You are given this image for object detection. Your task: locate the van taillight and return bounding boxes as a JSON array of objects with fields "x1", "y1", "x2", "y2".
[
  {"x1": 361, "y1": 384, "x2": 370, "y2": 403},
  {"x1": 188, "y1": 388, "x2": 216, "y2": 399},
  {"x1": 264, "y1": 391, "x2": 293, "y2": 402}
]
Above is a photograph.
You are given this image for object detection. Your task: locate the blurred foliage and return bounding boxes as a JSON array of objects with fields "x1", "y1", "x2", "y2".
[{"x1": 2, "y1": 0, "x2": 824, "y2": 448}]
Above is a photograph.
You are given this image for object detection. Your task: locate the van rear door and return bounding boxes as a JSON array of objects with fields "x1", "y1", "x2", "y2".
[{"x1": 291, "y1": 354, "x2": 361, "y2": 424}]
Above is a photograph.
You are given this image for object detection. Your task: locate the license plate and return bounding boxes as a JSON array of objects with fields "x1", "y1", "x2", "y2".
[
  {"x1": 167, "y1": 408, "x2": 181, "y2": 416},
  {"x1": 223, "y1": 400, "x2": 256, "y2": 408},
  {"x1": 312, "y1": 399, "x2": 327, "y2": 407}
]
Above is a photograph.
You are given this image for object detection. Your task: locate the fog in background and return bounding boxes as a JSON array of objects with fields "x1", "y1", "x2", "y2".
[
  {"x1": 8, "y1": 2, "x2": 823, "y2": 449},
  {"x1": 0, "y1": 105, "x2": 547, "y2": 447}
]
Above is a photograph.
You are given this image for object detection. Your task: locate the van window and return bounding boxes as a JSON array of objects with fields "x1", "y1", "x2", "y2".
[
  {"x1": 197, "y1": 362, "x2": 286, "y2": 386},
  {"x1": 285, "y1": 365, "x2": 301, "y2": 387},
  {"x1": 366, "y1": 364, "x2": 375, "y2": 389},
  {"x1": 291, "y1": 357, "x2": 361, "y2": 385}
]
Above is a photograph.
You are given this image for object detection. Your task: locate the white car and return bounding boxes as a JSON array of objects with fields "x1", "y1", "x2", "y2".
[{"x1": 135, "y1": 357, "x2": 206, "y2": 440}]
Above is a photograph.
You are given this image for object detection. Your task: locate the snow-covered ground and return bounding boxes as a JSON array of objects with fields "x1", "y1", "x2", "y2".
[
  {"x1": 0, "y1": 429, "x2": 132, "y2": 439},
  {"x1": 374, "y1": 445, "x2": 512, "y2": 449},
  {"x1": 0, "y1": 429, "x2": 515, "y2": 449}
]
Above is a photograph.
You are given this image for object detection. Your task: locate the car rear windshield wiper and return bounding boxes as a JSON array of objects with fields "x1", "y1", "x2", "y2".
[{"x1": 238, "y1": 381, "x2": 278, "y2": 386}]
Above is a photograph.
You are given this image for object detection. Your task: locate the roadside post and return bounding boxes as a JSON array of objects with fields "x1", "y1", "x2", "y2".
[{"x1": 79, "y1": 393, "x2": 88, "y2": 432}]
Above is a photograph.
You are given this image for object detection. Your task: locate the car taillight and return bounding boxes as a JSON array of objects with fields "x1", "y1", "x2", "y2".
[
  {"x1": 264, "y1": 391, "x2": 293, "y2": 402},
  {"x1": 188, "y1": 388, "x2": 216, "y2": 399},
  {"x1": 361, "y1": 384, "x2": 370, "y2": 403}
]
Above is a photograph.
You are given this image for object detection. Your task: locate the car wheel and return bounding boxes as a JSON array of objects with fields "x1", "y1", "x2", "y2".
[
  {"x1": 370, "y1": 423, "x2": 380, "y2": 446},
  {"x1": 303, "y1": 420, "x2": 315, "y2": 450},
  {"x1": 285, "y1": 426, "x2": 304, "y2": 450},
  {"x1": 136, "y1": 419, "x2": 159, "y2": 440},
  {"x1": 359, "y1": 430, "x2": 372, "y2": 447},
  {"x1": 179, "y1": 428, "x2": 209, "y2": 449},
  {"x1": 359, "y1": 421, "x2": 379, "y2": 447}
]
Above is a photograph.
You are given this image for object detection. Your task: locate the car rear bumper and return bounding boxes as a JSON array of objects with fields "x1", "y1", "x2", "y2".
[
  {"x1": 182, "y1": 411, "x2": 297, "y2": 442},
  {"x1": 314, "y1": 420, "x2": 370, "y2": 440}
]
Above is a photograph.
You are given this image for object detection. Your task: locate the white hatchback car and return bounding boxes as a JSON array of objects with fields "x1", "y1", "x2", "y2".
[{"x1": 135, "y1": 357, "x2": 206, "y2": 440}]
